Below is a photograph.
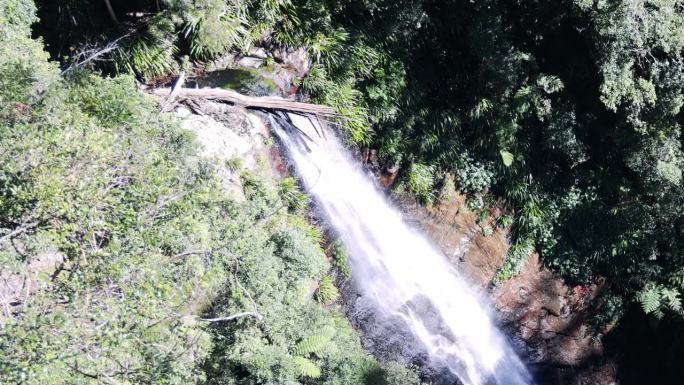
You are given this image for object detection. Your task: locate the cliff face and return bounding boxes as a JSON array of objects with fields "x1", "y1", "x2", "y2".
[{"x1": 391, "y1": 179, "x2": 618, "y2": 385}]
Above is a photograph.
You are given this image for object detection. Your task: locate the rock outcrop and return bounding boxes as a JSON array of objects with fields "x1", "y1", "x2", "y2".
[
  {"x1": 392, "y1": 175, "x2": 618, "y2": 385},
  {"x1": 174, "y1": 101, "x2": 288, "y2": 202}
]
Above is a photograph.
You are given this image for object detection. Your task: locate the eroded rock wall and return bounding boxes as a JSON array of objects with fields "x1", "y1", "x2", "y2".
[{"x1": 391, "y1": 175, "x2": 618, "y2": 385}]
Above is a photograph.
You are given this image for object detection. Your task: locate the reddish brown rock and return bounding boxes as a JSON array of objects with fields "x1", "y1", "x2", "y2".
[{"x1": 392, "y1": 181, "x2": 617, "y2": 384}]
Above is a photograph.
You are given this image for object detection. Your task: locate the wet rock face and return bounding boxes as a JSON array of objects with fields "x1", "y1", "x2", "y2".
[
  {"x1": 494, "y1": 256, "x2": 597, "y2": 365},
  {"x1": 394, "y1": 185, "x2": 618, "y2": 385},
  {"x1": 343, "y1": 284, "x2": 464, "y2": 385},
  {"x1": 206, "y1": 46, "x2": 310, "y2": 98},
  {"x1": 493, "y1": 256, "x2": 618, "y2": 384},
  {"x1": 175, "y1": 102, "x2": 286, "y2": 200}
]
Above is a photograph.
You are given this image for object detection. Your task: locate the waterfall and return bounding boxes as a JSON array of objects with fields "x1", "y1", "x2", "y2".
[{"x1": 270, "y1": 112, "x2": 533, "y2": 385}]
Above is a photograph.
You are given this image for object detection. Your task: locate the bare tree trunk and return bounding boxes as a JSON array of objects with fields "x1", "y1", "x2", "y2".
[{"x1": 148, "y1": 87, "x2": 337, "y2": 116}]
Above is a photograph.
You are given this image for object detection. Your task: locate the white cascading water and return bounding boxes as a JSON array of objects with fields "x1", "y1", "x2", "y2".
[{"x1": 270, "y1": 112, "x2": 533, "y2": 385}]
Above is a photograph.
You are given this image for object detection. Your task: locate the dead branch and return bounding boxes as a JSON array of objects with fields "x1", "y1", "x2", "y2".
[
  {"x1": 232, "y1": 272, "x2": 262, "y2": 321},
  {"x1": 198, "y1": 311, "x2": 260, "y2": 322},
  {"x1": 0, "y1": 222, "x2": 38, "y2": 243},
  {"x1": 67, "y1": 361, "x2": 122, "y2": 385},
  {"x1": 172, "y1": 249, "x2": 209, "y2": 258},
  {"x1": 160, "y1": 71, "x2": 186, "y2": 112},
  {"x1": 60, "y1": 31, "x2": 135, "y2": 75},
  {"x1": 148, "y1": 87, "x2": 337, "y2": 116},
  {"x1": 103, "y1": 0, "x2": 119, "y2": 24}
]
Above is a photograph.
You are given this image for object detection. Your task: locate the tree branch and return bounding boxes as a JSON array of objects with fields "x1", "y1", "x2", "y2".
[
  {"x1": 232, "y1": 273, "x2": 262, "y2": 321},
  {"x1": 0, "y1": 222, "x2": 38, "y2": 243},
  {"x1": 198, "y1": 311, "x2": 260, "y2": 322},
  {"x1": 103, "y1": 0, "x2": 119, "y2": 24},
  {"x1": 169, "y1": 249, "x2": 210, "y2": 262},
  {"x1": 60, "y1": 31, "x2": 135, "y2": 75}
]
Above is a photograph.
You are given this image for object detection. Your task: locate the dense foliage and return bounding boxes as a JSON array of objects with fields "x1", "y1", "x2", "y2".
[
  {"x1": 32, "y1": 1, "x2": 683, "y2": 324},
  {"x1": 31, "y1": 0, "x2": 402, "y2": 143},
  {"x1": 5, "y1": 0, "x2": 684, "y2": 381},
  {"x1": 0, "y1": 2, "x2": 419, "y2": 384}
]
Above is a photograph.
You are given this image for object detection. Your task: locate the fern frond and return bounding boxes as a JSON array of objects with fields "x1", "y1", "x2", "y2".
[
  {"x1": 669, "y1": 268, "x2": 684, "y2": 290},
  {"x1": 638, "y1": 285, "x2": 662, "y2": 315},
  {"x1": 293, "y1": 334, "x2": 330, "y2": 356},
  {"x1": 660, "y1": 288, "x2": 682, "y2": 313},
  {"x1": 315, "y1": 275, "x2": 339, "y2": 304},
  {"x1": 292, "y1": 356, "x2": 321, "y2": 379}
]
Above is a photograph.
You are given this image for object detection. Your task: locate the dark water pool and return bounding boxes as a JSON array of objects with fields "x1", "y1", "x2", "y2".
[{"x1": 188, "y1": 68, "x2": 278, "y2": 96}]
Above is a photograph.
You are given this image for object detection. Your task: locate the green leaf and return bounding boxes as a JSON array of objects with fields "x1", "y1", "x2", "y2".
[{"x1": 500, "y1": 150, "x2": 514, "y2": 167}]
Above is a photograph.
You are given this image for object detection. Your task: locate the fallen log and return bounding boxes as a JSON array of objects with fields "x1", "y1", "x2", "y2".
[{"x1": 149, "y1": 87, "x2": 337, "y2": 116}]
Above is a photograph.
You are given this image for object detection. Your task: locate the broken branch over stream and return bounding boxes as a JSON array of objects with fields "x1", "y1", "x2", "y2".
[{"x1": 148, "y1": 87, "x2": 337, "y2": 116}]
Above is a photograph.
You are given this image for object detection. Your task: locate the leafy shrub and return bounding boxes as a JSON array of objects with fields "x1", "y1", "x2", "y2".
[
  {"x1": 405, "y1": 162, "x2": 436, "y2": 203},
  {"x1": 225, "y1": 156, "x2": 244, "y2": 171},
  {"x1": 592, "y1": 292, "x2": 625, "y2": 328},
  {"x1": 466, "y1": 195, "x2": 485, "y2": 210},
  {"x1": 481, "y1": 225, "x2": 493, "y2": 237},
  {"x1": 495, "y1": 239, "x2": 535, "y2": 282},
  {"x1": 1, "y1": 7, "x2": 414, "y2": 384},
  {"x1": 329, "y1": 240, "x2": 352, "y2": 278},
  {"x1": 279, "y1": 176, "x2": 309, "y2": 213},
  {"x1": 316, "y1": 275, "x2": 340, "y2": 304},
  {"x1": 496, "y1": 214, "x2": 514, "y2": 229},
  {"x1": 454, "y1": 155, "x2": 494, "y2": 194},
  {"x1": 379, "y1": 361, "x2": 421, "y2": 385}
]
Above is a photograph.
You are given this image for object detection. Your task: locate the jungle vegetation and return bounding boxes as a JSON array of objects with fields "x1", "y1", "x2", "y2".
[
  {"x1": 0, "y1": 2, "x2": 418, "y2": 384},
  {"x1": 2, "y1": 0, "x2": 684, "y2": 383}
]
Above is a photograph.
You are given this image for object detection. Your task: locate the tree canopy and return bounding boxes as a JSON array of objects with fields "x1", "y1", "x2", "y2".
[{"x1": 2, "y1": 0, "x2": 684, "y2": 383}]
